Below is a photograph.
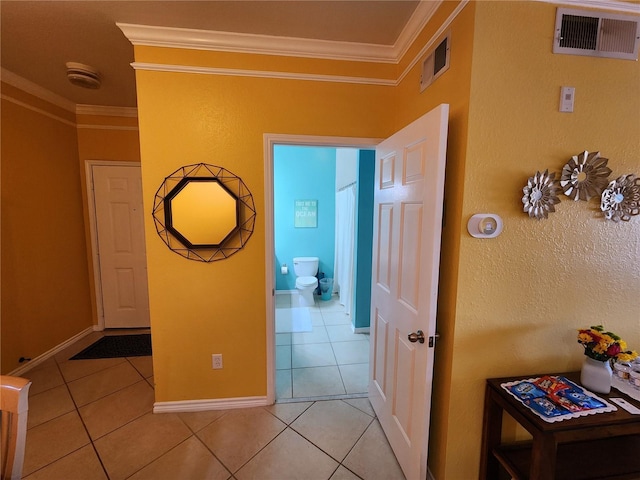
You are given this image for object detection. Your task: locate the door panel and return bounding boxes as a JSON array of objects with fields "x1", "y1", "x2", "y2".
[
  {"x1": 93, "y1": 165, "x2": 150, "y2": 329},
  {"x1": 369, "y1": 105, "x2": 449, "y2": 480}
]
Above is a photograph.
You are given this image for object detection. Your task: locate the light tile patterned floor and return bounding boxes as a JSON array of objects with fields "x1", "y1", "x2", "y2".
[
  {"x1": 21, "y1": 330, "x2": 405, "y2": 479},
  {"x1": 275, "y1": 293, "x2": 370, "y2": 400}
]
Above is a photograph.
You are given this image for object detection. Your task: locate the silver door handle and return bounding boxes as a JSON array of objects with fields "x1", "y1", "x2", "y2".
[{"x1": 408, "y1": 330, "x2": 425, "y2": 344}]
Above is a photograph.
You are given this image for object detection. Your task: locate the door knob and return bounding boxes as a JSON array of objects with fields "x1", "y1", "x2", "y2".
[{"x1": 408, "y1": 330, "x2": 425, "y2": 344}]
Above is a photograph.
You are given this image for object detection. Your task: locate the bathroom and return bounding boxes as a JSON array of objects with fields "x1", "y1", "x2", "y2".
[{"x1": 273, "y1": 145, "x2": 375, "y2": 401}]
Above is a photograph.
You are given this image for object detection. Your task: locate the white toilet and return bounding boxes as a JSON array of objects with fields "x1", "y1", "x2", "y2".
[{"x1": 293, "y1": 257, "x2": 319, "y2": 307}]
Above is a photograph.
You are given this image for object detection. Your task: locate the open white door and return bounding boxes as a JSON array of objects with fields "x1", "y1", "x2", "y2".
[
  {"x1": 92, "y1": 164, "x2": 150, "y2": 328},
  {"x1": 369, "y1": 104, "x2": 448, "y2": 480}
]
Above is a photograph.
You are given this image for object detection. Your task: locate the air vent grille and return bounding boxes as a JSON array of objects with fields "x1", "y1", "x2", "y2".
[
  {"x1": 559, "y1": 14, "x2": 599, "y2": 50},
  {"x1": 420, "y1": 33, "x2": 450, "y2": 93},
  {"x1": 600, "y1": 18, "x2": 638, "y2": 54},
  {"x1": 554, "y1": 8, "x2": 639, "y2": 60}
]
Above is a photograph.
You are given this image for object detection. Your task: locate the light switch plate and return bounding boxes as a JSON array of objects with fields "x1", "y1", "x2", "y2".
[{"x1": 560, "y1": 86, "x2": 575, "y2": 112}]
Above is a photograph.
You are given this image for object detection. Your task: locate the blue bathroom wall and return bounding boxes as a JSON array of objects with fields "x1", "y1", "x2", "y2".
[
  {"x1": 354, "y1": 150, "x2": 375, "y2": 329},
  {"x1": 274, "y1": 145, "x2": 336, "y2": 291}
]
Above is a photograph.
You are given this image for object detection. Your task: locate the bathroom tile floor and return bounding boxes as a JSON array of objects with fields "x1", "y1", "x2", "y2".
[
  {"x1": 20, "y1": 329, "x2": 405, "y2": 479},
  {"x1": 275, "y1": 293, "x2": 370, "y2": 401}
]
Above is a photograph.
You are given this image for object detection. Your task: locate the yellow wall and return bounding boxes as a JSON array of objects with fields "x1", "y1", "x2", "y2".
[
  {"x1": 76, "y1": 114, "x2": 141, "y2": 325},
  {"x1": 441, "y1": 2, "x2": 640, "y2": 478},
  {"x1": 134, "y1": 59, "x2": 395, "y2": 401},
  {"x1": 1, "y1": 83, "x2": 93, "y2": 373}
]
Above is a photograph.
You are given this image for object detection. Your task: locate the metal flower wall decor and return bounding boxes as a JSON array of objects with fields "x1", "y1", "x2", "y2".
[
  {"x1": 600, "y1": 174, "x2": 640, "y2": 222},
  {"x1": 522, "y1": 170, "x2": 561, "y2": 219},
  {"x1": 522, "y1": 150, "x2": 638, "y2": 223},
  {"x1": 560, "y1": 151, "x2": 612, "y2": 201}
]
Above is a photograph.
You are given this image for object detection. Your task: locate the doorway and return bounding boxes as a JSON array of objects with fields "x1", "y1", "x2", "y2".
[
  {"x1": 86, "y1": 161, "x2": 150, "y2": 330},
  {"x1": 264, "y1": 135, "x2": 379, "y2": 403}
]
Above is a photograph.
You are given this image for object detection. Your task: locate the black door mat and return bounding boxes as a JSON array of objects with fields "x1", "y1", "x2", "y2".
[{"x1": 70, "y1": 334, "x2": 152, "y2": 360}]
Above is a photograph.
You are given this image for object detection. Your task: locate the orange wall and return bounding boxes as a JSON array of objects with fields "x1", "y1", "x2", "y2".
[{"x1": 1, "y1": 84, "x2": 93, "y2": 373}]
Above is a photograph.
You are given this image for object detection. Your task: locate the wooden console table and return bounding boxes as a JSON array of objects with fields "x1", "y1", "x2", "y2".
[{"x1": 480, "y1": 372, "x2": 640, "y2": 480}]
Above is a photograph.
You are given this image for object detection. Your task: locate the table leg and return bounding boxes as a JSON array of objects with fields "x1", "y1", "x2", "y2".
[
  {"x1": 480, "y1": 385, "x2": 503, "y2": 480},
  {"x1": 530, "y1": 433, "x2": 557, "y2": 479}
]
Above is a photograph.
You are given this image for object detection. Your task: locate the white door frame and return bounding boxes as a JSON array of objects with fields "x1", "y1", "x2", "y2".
[
  {"x1": 85, "y1": 160, "x2": 143, "y2": 331},
  {"x1": 263, "y1": 134, "x2": 381, "y2": 404}
]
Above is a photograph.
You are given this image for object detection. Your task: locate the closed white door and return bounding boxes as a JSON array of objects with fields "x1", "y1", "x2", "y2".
[
  {"x1": 369, "y1": 105, "x2": 448, "y2": 480},
  {"x1": 93, "y1": 164, "x2": 150, "y2": 328}
]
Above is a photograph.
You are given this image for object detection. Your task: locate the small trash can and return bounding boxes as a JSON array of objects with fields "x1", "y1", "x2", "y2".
[{"x1": 319, "y1": 278, "x2": 333, "y2": 301}]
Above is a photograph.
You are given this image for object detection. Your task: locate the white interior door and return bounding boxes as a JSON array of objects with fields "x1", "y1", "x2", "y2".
[
  {"x1": 368, "y1": 104, "x2": 448, "y2": 480},
  {"x1": 93, "y1": 164, "x2": 150, "y2": 328}
]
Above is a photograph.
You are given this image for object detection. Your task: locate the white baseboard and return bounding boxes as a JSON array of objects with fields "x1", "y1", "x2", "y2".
[
  {"x1": 275, "y1": 290, "x2": 297, "y2": 295},
  {"x1": 154, "y1": 395, "x2": 269, "y2": 414},
  {"x1": 8, "y1": 327, "x2": 95, "y2": 376},
  {"x1": 353, "y1": 326, "x2": 370, "y2": 334}
]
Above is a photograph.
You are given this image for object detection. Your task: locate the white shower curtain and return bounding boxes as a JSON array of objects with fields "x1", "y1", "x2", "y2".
[{"x1": 333, "y1": 184, "x2": 356, "y2": 316}]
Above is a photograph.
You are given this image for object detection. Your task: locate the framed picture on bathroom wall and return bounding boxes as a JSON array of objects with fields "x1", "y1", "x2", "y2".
[{"x1": 294, "y1": 199, "x2": 317, "y2": 228}]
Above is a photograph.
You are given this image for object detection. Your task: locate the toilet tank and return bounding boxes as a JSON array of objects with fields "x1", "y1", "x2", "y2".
[{"x1": 293, "y1": 257, "x2": 319, "y2": 277}]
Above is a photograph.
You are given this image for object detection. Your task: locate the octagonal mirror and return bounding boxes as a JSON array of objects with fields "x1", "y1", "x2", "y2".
[
  {"x1": 152, "y1": 163, "x2": 256, "y2": 262},
  {"x1": 165, "y1": 178, "x2": 239, "y2": 248}
]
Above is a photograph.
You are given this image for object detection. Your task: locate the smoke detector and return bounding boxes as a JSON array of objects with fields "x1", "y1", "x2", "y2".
[{"x1": 66, "y1": 62, "x2": 101, "y2": 89}]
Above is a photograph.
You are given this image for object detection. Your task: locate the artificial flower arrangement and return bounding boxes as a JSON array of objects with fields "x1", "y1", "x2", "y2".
[{"x1": 577, "y1": 325, "x2": 638, "y2": 363}]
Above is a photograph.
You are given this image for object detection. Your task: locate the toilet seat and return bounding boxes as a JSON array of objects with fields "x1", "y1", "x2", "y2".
[{"x1": 296, "y1": 276, "x2": 318, "y2": 288}]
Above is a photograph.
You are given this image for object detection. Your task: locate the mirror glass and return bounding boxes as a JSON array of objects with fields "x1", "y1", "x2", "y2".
[{"x1": 166, "y1": 179, "x2": 238, "y2": 247}]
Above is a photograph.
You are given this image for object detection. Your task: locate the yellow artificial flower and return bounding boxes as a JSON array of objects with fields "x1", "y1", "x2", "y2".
[
  {"x1": 593, "y1": 341, "x2": 609, "y2": 354},
  {"x1": 617, "y1": 351, "x2": 639, "y2": 362},
  {"x1": 601, "y1": 334, "x2": 615, "y2": 345},
  {"x1": 578, "y1": 332, "x2": 593, "y2": 343}
]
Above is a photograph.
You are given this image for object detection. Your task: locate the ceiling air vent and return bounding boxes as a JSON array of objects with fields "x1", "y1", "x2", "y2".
[{"x1": 554, "y1": 8, "x2": 640, "y2": 60}]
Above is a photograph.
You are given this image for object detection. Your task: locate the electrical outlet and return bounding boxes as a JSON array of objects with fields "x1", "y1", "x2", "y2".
[{"x1": 212, "y1": 354, "x2": 223, "y2": 369}]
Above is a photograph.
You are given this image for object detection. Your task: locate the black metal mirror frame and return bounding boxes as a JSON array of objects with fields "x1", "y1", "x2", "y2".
[{"x1": 152, "y1": 163, "x2": 256, "y2": 262}]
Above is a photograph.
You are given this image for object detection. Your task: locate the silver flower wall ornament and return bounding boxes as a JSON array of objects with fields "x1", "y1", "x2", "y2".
[
  {"x1": 600, "y1": 174, "x2": 640, "y2": 222},
  {"x1": 560, "y1": 151, "x2": 612, "y2": 201},
  {"x1": 522, "y1": 170, "x2": 562, "y2": 219}
]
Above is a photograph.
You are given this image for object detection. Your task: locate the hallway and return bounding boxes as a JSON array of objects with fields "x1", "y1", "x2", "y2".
[{"x1": 21, "y1": 331, "x2": 405, "y2": 479}]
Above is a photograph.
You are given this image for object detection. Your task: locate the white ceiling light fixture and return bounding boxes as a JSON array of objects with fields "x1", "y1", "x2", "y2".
[{"x1": 66, "y1": 62, "x2": 101, "y2": 89}]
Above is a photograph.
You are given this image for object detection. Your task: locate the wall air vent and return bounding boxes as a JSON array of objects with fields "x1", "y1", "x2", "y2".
[
  {"x1": 420, "y1": 32, "x2": 450, "y2": 92},
  {"x1": 554, "y1": 8, "x2": 640, "y2": 60}
]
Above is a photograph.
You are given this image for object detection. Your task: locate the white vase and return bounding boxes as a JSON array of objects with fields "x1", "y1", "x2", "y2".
[{"x1": 580, "y1": 356, "x2": 612, "y2": 394}]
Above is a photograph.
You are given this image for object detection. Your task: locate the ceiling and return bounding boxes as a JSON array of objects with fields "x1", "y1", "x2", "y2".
[{"x1": 1, "y1": 1, "x2": 421, "y2": 109}]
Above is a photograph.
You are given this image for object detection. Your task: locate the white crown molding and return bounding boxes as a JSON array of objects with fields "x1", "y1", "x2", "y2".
[
  {"x1": 535, "y1": 0, "x2": 640, "y2": 13},
  {"x1": 393, "y1": 0, "x2": 444, "y2": 61},
  {"x1": 118, "y1": 3, "x2": 445, "y2": 65},
  {"x1": 118, "y1": 23, "x2": 398, "y2": 64},
  {"x1": 76, "y1": 104, "x2": 138, "y2": 117},
  {"x1": 131, "y1": 62, "x2": 396, "y2": 86},
  {"x1": 1, "y1": 94, "x2": 76, "y2": 127},
  {"x1": 1, "y1": 68, "x2": 76, "y2": 112},
  {"x1": 77, "y1": 124, "x2": 139, "y2": 131}
]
